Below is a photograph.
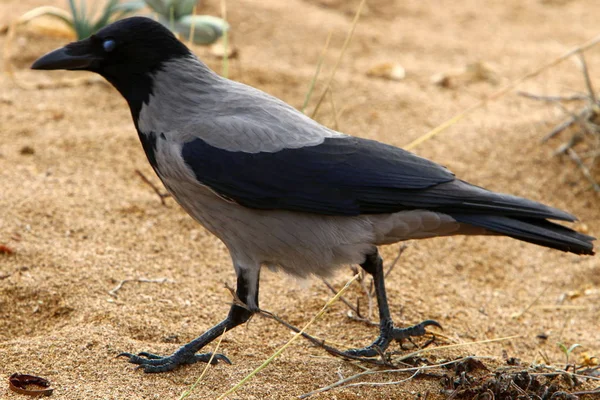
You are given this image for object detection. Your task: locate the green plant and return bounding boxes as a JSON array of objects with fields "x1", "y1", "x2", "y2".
[
  {"x1": 557, "y1": 342, "x2": 581, "y2": 368},
  {"x1": 17, "y1": 0, "x2": 141, "y2": 40},
  {"x1": 69, "y1": 0, "x2": 142, "y2": 39},
  {"x1": 139, "y1": 0, "x2": 229, "y2": 45}
]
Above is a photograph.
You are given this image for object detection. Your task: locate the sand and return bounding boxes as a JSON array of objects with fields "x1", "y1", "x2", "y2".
[{"x1": 1, "y1": 0, "x2": 599, "y2": 398}]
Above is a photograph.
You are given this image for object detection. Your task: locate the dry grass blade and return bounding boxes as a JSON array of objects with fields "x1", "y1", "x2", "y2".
[
  {"x1": 328, "y1": 89, "x2": 340, "y2": 131},
  {"x1": 534, "y1": 305, "x2": 593, "y2": 310},
  {"x1": 541, "y1": 115, "x2": 579, "y2": 143},
  {"x1": 220, "y1": 0, "x2": 229, "y2": 78},
  {"x1": 178, "y1": 328, "x2": 226, "y2": 400},
  {"x1": 395, "y1": 334, "x2": 522, "y2": 362},
  {"x1": 299, "y1": 355, "x2": 494, "y2": 399},
  {"x1": 577, "y1": 52, "x2": 597, "y2": 106},
  {"x1": 511, "y1": 284, "x2": 551, "y2": 320},
  {"x1": 320, "y1": 246, "x2": 407, "y2": 326},
  {"x1": 572, "y1": 387, "x2": 600, "y2": 395},
  {"x1": 215, "y1": 274, "x2": 360, "y2": 400},
  {"x1": 517, "y1": 91, "x2": 589, "y2": 103},
  {"x1": 310, "y1": 0, "x2": 366, "y2": 119},
  {"x1": 108, "y1": 277, "x2": 172, "y2": 297},
  {"x1": 135, "y1": 169, "x2": 171, "y2": 205},
  {"x1": 404, "y1": 32, "x2": 600, "y2": 150},
  {"x1": 567, "y1": 148, "x2": 600, "y2": 191},
  {"x1": 337, "y1": 369, "x2": 420, "y2": 390},
  {"x1": 522, "y1": 53, "x2": 600, "y2": 192},
  {"x1": 260, "y1": 304, "x2": 516, "y2": 375},
  {"x1": 259, "y1": 308, "x2": 389, "y2": 366},
  {"x1": 187, "y1": 5, "x2": 197, "y2": 44},
  {"x1": 302, "y1": 31, "x2": 333, "y2": 114},
  {"x1": 320, "y1": 278, "x2": 360, "y2": 316}
]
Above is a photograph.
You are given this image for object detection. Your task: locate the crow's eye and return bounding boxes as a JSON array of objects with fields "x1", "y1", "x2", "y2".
[{"x1": 103, "y1": 39, "x2": 116, "y2": 52}]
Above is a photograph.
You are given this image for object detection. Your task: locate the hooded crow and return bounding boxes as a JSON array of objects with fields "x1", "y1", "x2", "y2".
[{"x1": 32, "y1": 17, "x2": 595, "y2": 373}]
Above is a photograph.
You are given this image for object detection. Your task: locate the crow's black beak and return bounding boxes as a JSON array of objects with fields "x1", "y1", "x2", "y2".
[{"x1": 31, "y1": 42, "x2": 97, "y2": 71}]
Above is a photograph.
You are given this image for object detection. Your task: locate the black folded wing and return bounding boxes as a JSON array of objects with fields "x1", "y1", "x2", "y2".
[{"x1": 180, "y1": 135, "x2": 574, "y2": 221}]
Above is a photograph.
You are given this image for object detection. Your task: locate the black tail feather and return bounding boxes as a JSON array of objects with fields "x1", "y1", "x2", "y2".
[{"x1": 452, "y1": 214, "x2": 595, "y2": 255}]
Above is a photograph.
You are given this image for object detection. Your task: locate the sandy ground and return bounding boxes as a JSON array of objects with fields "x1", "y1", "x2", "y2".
[{"x1": 1, "y1": 0, "x2": 599, "y2": 398}]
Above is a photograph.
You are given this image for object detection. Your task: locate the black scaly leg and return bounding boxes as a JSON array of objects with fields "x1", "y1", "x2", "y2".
[
  {"x1": 119, "y1": 268, "x2": 259, "y2": 373},
  {"x1": 345, "y1": 250, "x2": 441, "y2": 357}
]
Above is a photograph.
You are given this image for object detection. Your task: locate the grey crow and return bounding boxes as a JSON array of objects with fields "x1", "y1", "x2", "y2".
[{"x1": 32, "y1": 17, "x2": 595, "y2": 373}]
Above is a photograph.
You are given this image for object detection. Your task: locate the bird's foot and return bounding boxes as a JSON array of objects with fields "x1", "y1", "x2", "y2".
[
  {"x1": 118, "y1": 349, "x2": 231, "y2": 373},
  {"x1": 344, "y1": 319, "x2": 442, "y2": 357}
]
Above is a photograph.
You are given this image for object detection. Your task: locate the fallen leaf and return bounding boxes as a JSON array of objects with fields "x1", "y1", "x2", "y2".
[
  {"x1": 8, "y1": 373, "x2": 54, "y2": 397},
  {"x1": 580, "y1": 352, "x2": 599, "y2": 367},
  {"x1": 0, "y1": 244, "x2": 14, "y2": 255}
]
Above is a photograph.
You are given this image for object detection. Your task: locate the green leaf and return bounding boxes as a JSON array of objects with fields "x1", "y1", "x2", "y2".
[
  {"x1": 114, "y1": 1, "x2": 146, "y2": 13},
  {"x1": 144, "y1": 0, "x2": 169, "y2": 16},
  {"x1": 112, "y1": 1, "x2": 146, "y2": 19},
  {"x1": 558, "y1": 342, "x2": 568, "y2": 355},
  {"x1": 173, "y1": 0, "x2": 197, "y2": 19},
  {"x1": 57, "y1": 0, "x2": 143, "y2": 39},
  {"x1": 92, "y1": 0, "x2": 118, "y2": 32},
  {"x1": 173, "y1": 15, "x2": 228, "y2": 44},
  {"x1": 567, "y1": 343, "x2": 582, "y2": 355},
  {"x1": 23, "y1": 7, "x2": 74, "y2": 30}
]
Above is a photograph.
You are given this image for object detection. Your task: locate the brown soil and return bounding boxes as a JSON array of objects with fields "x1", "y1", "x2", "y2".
[{"x1": 1, "y1": 0, "x2": 599, "y2": 399}]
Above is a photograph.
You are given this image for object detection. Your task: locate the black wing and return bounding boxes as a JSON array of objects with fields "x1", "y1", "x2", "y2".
[
  {"x1": 181, "y1": 135, "x2": 575, "y2": 221},
  {"x1": 181, "y1": 136, "x2": 454, "y2": 216}
]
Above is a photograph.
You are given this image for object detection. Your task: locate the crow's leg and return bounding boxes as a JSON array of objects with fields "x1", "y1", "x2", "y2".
[
  {"x1": 345, "y1": 250, "x2": 441, "y2": 357},
  {"x1": 119, "y1": 265, "x2": 260, "y2": 373}
]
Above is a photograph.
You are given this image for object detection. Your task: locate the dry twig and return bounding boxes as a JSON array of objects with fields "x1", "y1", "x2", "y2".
[
  {"x1": 178, "y1": 327, "x2": 226, "y2": 400},
  {"x1": 511, "y1": 283, "x2": 551, "y2": 320},
  {"x1": 215, "y1": 274, "x2": 360, "y2": 399},
  {"x1": 321, "y1": 244, "x2": 408, "y2": 327},
  {"x1": 517, "y1": 91, "x2": 589, "y2": 103},
  {"x1": 108, "y1": 277, "x2": 172, "y2": 297},
  {"x1": 319, "y1": 277, "x2": 376, "y2": 326},
  {"x1": 135, "y1": 169, "x2": 171, "y2": 205},
  {"x1": 567, "y1": 148, "x2": 600, "y2": 192},
  {"x1": 521, "y1": 52, "x2": 600, "y2": 192},
  {"x1": 405, "y1": 32, "x2": 600, "y2": 150},
  {"x1": 299, "y1": 356, "x2": 493, "y2": 399}
]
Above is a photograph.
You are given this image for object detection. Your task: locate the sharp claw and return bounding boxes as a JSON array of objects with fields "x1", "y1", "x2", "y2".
[
  {"x1": 345, "y1": 319, "x2": 443, "y2": 357},
  {"x1": 211, "y1": 353, "x2": 233, "y2": 365},
  {"x1": 117, "y1": 352, "x2": 147, "y2": 364},
  {"x1": 421, "y1": 319, "x2": 443, "y2": 330},
  {"x1": 194, "y1": 353, "x2": 232, "y2": 365},
  {"x1": 137, "y1": 352, "x2": 163, "y2": 359},
  {"x1": 213, "y1": 354, "x2": 232, "y2": 365}
]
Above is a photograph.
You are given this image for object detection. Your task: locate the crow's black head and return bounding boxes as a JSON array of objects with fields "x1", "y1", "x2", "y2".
[
  {"x1": 32, "y1": 17, "x2": 190, "y2": 76},
  {"x1": 32, "y1": 17, "x2": 192, "y2": 116}
]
